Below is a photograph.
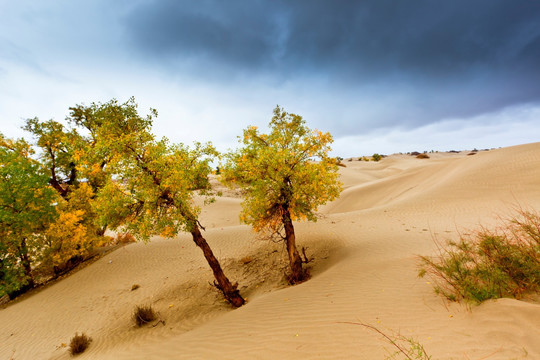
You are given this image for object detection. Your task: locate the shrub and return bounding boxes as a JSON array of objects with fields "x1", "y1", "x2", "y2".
[
  {"x1": 69, "y1": 332, "x2": 92, "y2": 355},
  {"x1": 133, "y1": 305, "x2": 157, "y2": 327},
  {"x1": 419, "y1": 209, "x2": 540, "y2": 303},
  {"x1": 416, "y1": 153, "x2": 430, "y2": 159},
  {"x1": 372, "y1": 153, "x2": 382, "y2": 162}
]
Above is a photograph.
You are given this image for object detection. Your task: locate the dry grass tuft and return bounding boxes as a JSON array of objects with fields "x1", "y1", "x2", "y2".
[
  {"x1": 69, "y1": 332, "x2": 92, "y2": 356},
  {"x1": 133, "y1": 305, "x2": 157, "y2": 327},
  {"x1": 416, "y1": 153, "x2": 430, "y2": 159}
]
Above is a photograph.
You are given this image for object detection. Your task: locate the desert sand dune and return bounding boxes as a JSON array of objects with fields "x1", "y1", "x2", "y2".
[{"x1": 1, "y1": 142, "x2": 540, "y2": 359}]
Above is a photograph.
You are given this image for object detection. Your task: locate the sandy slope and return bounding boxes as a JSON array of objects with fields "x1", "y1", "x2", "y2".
[{"x1": 1, "y1": 142, "x2": 540, "y2": 359}]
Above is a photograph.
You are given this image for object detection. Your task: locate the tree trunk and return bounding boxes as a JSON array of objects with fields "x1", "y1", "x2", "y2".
[
  {"x1": 19, "y1": 238, "x2": 35, "y2": 289},
  {"x1": 282, "y1": 208, "x2": 305, "y2": 284},
  {"x1": 190, "y1": 224, "x2": 245, "y2": 307},
  {"x1": 48, "y1": 152, "x2": 69, "y2": 198}
]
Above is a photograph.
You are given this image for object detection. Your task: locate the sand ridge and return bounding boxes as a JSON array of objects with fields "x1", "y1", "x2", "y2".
[{"x1": 1, "y1": 142, "x2": 540, "y2": 359}]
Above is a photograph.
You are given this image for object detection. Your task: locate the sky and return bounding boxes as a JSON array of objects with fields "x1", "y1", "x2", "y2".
[{"x1": 1, "y1": 0, "x2": 539, "y2": 157}]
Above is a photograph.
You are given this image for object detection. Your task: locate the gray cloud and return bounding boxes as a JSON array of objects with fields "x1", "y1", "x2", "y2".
[
  {"x1": 124, "y1": 1, "x2": 284, "y2": 70},
  {"x1": 124, "y1": 1, "x2": 540, "y2": 75},
  {"x1": 121, "y1": 0, "x2": 540, "y2": 130}
]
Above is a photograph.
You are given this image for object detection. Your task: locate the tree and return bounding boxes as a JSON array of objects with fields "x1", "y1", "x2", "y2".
[
  {"x1": 0, "y1": 134, "x2": 58, "y2": 296},
  {"x1": 222, "y1": 106, "x2": 342, "y2": 283},
  {"x1": 87, "y1": 98, "x2": 245, "y2": 307}
]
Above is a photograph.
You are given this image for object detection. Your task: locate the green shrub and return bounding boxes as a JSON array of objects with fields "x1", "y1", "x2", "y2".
[
  {"x1": 372, "y1": 153, "x2": 382, "y2": 162},
  {"x1": 419, "y1": 209, "x2": 540, "y2": 303}
]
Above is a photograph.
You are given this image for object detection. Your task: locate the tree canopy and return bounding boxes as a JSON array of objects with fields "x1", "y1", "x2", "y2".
[
  {"x1": 222, "y1": 106, "x2": 342, "y2": 283},
  {"x1": 0, "y1": 134, "x2": 59, "y2": 296}
]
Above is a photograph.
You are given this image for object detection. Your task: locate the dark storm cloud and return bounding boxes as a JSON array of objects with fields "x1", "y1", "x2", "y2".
[
  {"x1": 121, "y1": 0, "x2": 540, "y2": 130},
  {"x1": 123, "y1": 1, "x2": 284, "y2": 70},
  {"x1": 124, "y1": 1, "x2": 540, "y2": 78}
]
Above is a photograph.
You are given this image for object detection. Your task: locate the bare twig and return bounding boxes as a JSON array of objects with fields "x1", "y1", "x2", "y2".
[{"x1": 339, "y1": 321, "x2": 415, "y2": 360}]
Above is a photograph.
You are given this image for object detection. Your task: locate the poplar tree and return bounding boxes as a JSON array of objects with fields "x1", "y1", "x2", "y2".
[
  {"x1": 88, "y1": 99, "x2": 245, "y2": 307},
  {"x1": 223, "y1": 106, "x2": 341, "y2": 283}
]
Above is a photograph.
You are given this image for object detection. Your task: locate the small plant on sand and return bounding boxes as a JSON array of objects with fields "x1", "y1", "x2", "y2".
[
  {"x1": 69, "y1": 332, "x2": 92, "y2": 356},
  {"x1": 416, "y1": 153, "x2": 430, "y2": 159},
  {"x1": 133, "y1": 304, "x2": 157, "y2": 327},
  {"x1": 419, "y1": 209, "x2": 540, "y2": 303},
  {"x1": 372, "y1": 153, "x2": 382, "y2": 162},
  {"x1": 343, "y1": 322, "x2": 432, "y2": 360}
]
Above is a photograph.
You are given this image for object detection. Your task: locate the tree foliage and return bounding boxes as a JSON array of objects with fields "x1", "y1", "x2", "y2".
[
  {"x1": 86, "y1": 99, "x2": 212, "y2": 236},
  {"x1": 42, "y1": 184, "x2": 104, "y2": 275},
  {"x1": 0, "y1": 134, "x2": 59, "y2": 296},
  {"x1": 222, "y1": 106, "x2": 341, "y2": 283}
]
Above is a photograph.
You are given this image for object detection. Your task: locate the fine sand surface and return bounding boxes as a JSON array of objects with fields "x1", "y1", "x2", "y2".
[{"x1": 2, "y1": 142, "x2": 540, "y2": 359}]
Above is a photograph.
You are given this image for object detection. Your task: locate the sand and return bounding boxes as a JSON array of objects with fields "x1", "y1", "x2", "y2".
[{"x1": 1, "y1": 142, "x2": 540, "y2": 359}]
